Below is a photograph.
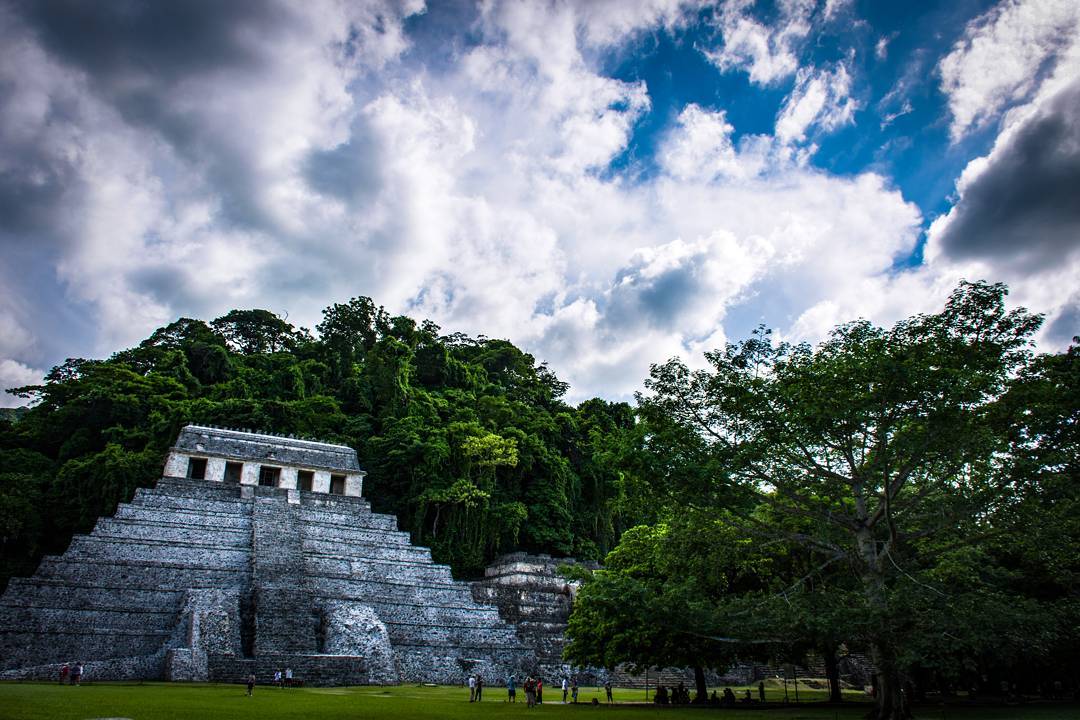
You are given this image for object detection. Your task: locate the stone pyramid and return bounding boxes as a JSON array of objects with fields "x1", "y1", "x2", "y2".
[{"x1": 0, "y1": 425, "x2": 528, "y2": 685}]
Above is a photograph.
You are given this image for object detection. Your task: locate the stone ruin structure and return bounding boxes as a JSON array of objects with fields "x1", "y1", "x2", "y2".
[
  {"x1": 471, "y1": 552, "x2": 597, "y2": 681},
  {"x1": 0, "y1": 425, "x2": 529, "y2": 685}
]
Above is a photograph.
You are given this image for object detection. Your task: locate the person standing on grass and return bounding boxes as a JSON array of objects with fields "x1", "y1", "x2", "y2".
[
  {"x1": 469, "y1": 673, "x2": 476, "y2": 702},
  {"x1": 524, "y1": 676, "x2": 537, "y2": 707},
  {"x1": 571, "y1": 677, "x2": 578, "y2": 703},
  {"x1": 537, "y1": 676, "x2": 543, "y2": 704},
  {"x1": 562, "y1": 676, "x2": 569, "y2": 702},
  {"x1": 758, "y1": 681, "x2": 765, "y2": 703},
  {"x1": 285, "y1": 667, "x2": 293, "y2": 687},
  {"x1": 605, "y1": 679, "x2": 613, "y2": 703},
  {"x1": 247, "y1": 673, "x2": 255, "y2": 696},
  {"x1": 476, "y1": 674, "x2": 484, "y2": 701},
  {"x1": 507, "y1": 674, "x2": 516, "y2": 702},
  {"x1": 59, "y1": 663, "x2": 69, "y2": 685},
  {"x1": 72, "y1": 662, "x2": 83, "y2": 686}
]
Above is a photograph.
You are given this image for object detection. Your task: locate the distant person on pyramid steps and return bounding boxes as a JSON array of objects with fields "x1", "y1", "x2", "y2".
[
  {"x1": 537, "y1": 677, "x2": 543, "y2": 704},
  {"x1": 507, "y1": 674, "x2": 516, "y2": 702},
  {"x1": 469, "y1": 674, "x2": 476, "y2": 702},
  {"x1": 476, "y1": 675, "x2": 484, "y2": 701},
  {"x1": 562, "y1": 676, "x2": 569, "y2": 702},
  {"x1": 59, "y1": 663, "x2": 69, "y2": 685},
  {"x1": 247, "y1": 673, "x2": 256, "y2": 697},
  {"x1": 605, "y1": 680, "x2": 613, "y2": 703}
]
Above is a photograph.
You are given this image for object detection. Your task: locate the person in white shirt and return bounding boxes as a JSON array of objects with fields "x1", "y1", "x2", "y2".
[{"x1": 468, "y1": 674, "x2": 476, "y2": 702}]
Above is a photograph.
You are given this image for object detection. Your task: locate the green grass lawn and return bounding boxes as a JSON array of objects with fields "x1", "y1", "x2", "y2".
[{"x1": 0, "y1": 682, "x2": 1074, "y2": 720}]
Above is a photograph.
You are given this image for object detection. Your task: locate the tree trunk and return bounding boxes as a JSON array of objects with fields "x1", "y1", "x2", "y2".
[
  {"x1": 823, "y1": 645, "x2": 842, "y2": 703},
  {"x1": 855, "y1": 524, "x2": 909, "y2": 720},
  {"x1": 868, "y1": 639, "x2": 909, "y2": 720},
  {"x1": 693, "y1": 665, "x2": 707, "y2": 703}
]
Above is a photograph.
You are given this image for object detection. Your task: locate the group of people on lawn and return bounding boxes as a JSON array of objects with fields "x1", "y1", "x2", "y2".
[
  {"x1": 244, "y1": 667, "x2": 297, "y2": 696},
  {"x1": 653, "y1": 680, "x2": 767, "y2": 706},
  {"x1": 469, "y1": 674, "x2": 614, "y2": 706},
  {"x1": 57, "y1": 662, "x2": 84, "y2": 685}
]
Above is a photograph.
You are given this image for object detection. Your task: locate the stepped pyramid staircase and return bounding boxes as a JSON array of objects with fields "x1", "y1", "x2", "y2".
[{"x1": 0, "y1": 476, "x2": 527, "y2": 685}]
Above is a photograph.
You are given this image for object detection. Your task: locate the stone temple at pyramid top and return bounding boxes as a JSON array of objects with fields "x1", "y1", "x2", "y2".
[{"x1": 165, "y1": 424, "x2": 366, "y2": 497}]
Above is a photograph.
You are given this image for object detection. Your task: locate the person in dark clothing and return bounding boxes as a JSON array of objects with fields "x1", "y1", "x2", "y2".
[
  {"x1": 246, "y1": 673, "x2": 255, "y2": 697},
  {"x1": 722, "y1": 687, "x2": 736, "y2": 706},
  {"x1": 758, "y1": 681, "x2": 766, "y2": 703},
  {"x1": 604, "y1": 679, "x2": 613, "y2": 703},
  {"x1": 476, "y1": 675, "x2": 484, "y2": 701}
]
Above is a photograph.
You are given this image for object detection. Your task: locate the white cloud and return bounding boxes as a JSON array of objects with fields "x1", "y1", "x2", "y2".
[
  {"x1": 8, "y1": 0, "x2": 1034, "y2": 408},
  {"x1": 875, "y1": 31, "x2": 898, "y2": 61},
  {"x1": 0, "y1": 359, "x2": 44, "y2": 407},
  {"x1": 775, "y1": 61, "x2": 859, "y2": 143},
  {"x1": 703, "y1": 0, "x2": 816, "y2": 85},
  {"x1": 659, "y1": 105, "x2": 746, "y2": 181},
  {"x1": 939, "y1": 0, "x2": 1080, "y2": 140}
]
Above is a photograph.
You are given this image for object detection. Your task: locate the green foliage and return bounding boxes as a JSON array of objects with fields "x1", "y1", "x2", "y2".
[
  {"x1": 569, "y1": 282, "x2": 1075, "y2": 719},
  {"x1": 0, "y1": 298, "x2": 644, "y2": 587}
]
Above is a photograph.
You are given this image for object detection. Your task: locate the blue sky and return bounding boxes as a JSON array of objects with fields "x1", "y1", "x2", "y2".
[{"x1": 1, "y1": 0, "x2": 1078, "y2": 405}]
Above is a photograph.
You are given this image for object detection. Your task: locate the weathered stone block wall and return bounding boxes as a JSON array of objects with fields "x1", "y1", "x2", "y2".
[
  {"x1": 0, "y1": 475, "x2": 530, "y2": 685},
  {"x1": 470, "y1": 552, "x2": 597, "y2": 680}
]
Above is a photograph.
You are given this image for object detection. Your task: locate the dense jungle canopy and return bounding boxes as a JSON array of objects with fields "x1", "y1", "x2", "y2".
[{"x1": 0, "y1": 298, "x2": 649, "y2": 589}]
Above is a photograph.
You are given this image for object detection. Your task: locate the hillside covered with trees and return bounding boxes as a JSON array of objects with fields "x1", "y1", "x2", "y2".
[{"x1": 0, "y1": 298, "x2": 647, "y2": 589}]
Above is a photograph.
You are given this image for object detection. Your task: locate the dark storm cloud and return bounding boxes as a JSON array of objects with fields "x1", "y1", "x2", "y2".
[
  {"x1": 305, "y1": 118, "x2": 384, "y2": 206},
  {"x1": 604, "y1": 260, "x2": 704, "y2": 332},
  {"x1": 7, "y1": 0, "x2": 302, "y2": 231},
  {"x1": 1045, "y1": 296, "x2": 1079, "y2": 345},
  {"x1": 935, "y1": 79, "x2": 1080, "y2": 270},
  {"x1": 0, "y1": 72, "x2": 83, "y2": 243},
  {"x1": 15, "y1": 0, "x2": 285, "y2": 83},
  {"x1": 0, "y1": 157, "x2": 77, "y2": 239}
]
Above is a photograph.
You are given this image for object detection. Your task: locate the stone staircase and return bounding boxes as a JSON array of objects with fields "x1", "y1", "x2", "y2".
[
  {"x1": 0, "y1": 475, "x2": 529, "y2": 684},
  {"x1": 251, "y1": 492, "x2": 318, "y2": 656},
  {"x1": 0, "y1": 478, "x2": 251, "y2": 677}
]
